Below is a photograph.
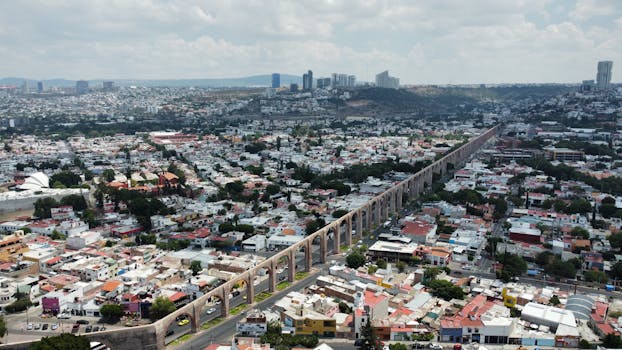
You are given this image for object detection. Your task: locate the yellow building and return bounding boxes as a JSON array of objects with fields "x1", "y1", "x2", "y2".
[
  {"x1": 282, "y1": 306, "x2": 336, "y2": 337},
  {"x1": 0, "y1": 231, "x2": 29, "y2": 262},
  {"x1": 502, "y1": 288, "x2": 517, "y2": 308}
]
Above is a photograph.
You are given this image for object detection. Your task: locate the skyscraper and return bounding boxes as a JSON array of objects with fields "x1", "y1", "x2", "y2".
[
  {"x1": 76, "y1": 80, "x2": 89, "y2": 94},
  {"x1": 271, "y1": 73, "x2": 280, "y2": 88},
  {"x1": 103, "y1": 81, "x2": 114, "y2": 91},
  {"x1": 302, "y1": 70, "x2": 313, "y2": 90},
  {"x1": 37, "y1": 81, "x2": 44, "y2": 93},
  {"x1": 596, "y1": 61, "x2": 613, "y2": 90},
  {"x1": 375, "y1": 70, "x2": 399, "y2": 89}
]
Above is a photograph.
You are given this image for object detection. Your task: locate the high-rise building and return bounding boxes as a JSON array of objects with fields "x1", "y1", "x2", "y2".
[
  {"x1": 302, "y1": 70, "x2": 313, "y2": 90},
  {"x1": 271, "y1": 73, "x2": 280, "y2": 88},
  {"x1": 347, "y1": 75, "x2": 356, "y2": 87},
  {"x1": 76, "y1": 80, "x2": 89, "y2": 95},
  {"x1": 316, "y1": 77, "x2": 331, "y2": 89},
  {"x1": 596, "y1": 61, "x2": 613, "y2": 90},
  {"x1": 103, "y1": 81, "x2": 114, "y2": 91},
  {"x1": 290, "y1": 83, "x2": 298, "y2": 92},
  {"x1": 330, "y1": 73, "x2": 357, "y2": 88},
  {"x1": 375, "y1": 70, "x2": 399, "y2": 89},
  {"x1": 37, "y1": 81, "x2": 44, "y2": 93}
]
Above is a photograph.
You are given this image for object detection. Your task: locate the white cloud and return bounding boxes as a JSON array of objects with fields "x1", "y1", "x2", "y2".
[{"x1": 0, "y1": 0, "x2": 620, "y2": 83}]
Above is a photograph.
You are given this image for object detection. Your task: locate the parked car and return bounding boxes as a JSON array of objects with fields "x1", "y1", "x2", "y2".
[
  {"x1": 178, "y1": 319, "x2": 190, "y2": 326},
  {"x1": 51, "y1": 323, "x2": 59, "y2": 330},
  {"x1": 57, "y1": 313, "x2": 71, "y2": 319},
  {"x1": 429, "y1": 343, "x2": 443, "y2": 350},
  {"x1": 93, "y1": 326, "x2": 100, "y2": 332},
  {"x1": 76, "y1": 320, "x2": 89, "y2": 325},
  {"x1": 26, "y1": 323, "x2": 34, "y2": 330},
  {"x1": 166, "y1": 329, "x2": 174, "y2": 337},
  {"x1": 34, "y1": 323, "x2": 41, "y2": 330},
  {"x1": 71, "y1": 324, "x2": 80, "y2": 333},
  {"x1": 42, "y1": 323, "x2": 49, "y2": 330},
  {"x1": 85, "y1": 325, "x2": 92, "y2": 333}
]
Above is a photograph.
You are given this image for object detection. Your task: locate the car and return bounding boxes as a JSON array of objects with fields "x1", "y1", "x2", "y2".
[
  {"x1": 166, "y1": 329, "x2": 175, "y2": 337},
  {"x1": 429, "y1": 343, "x2": 443, "y2": 350},
  {"x1": 26, "y1": 323, "x2": 34, "y2": 330},
  {"x1": 178, "y1": 319, "x2": 190, "y2": 326},
  {"x1": 51, "y1": 323, "x2": 58, "y2": 331},
  {"x1": 42, "y1": 323, "x2": 49, "y2": 330},
  {"x1": 85, "y1": 325, "x2": 93, "y2": 333},
  {"x1": 57, "y1": 313, "x2": 71, "y2": 319},
  {"x1": 232, "y1": 290, "x2": 241, "y2": 297},
  {"x1": 34, "y1": 323, "x2": 41, "y2": 330},
  {"x1": 93, "y1": 326, "x2": 100, "y2": 332},
  {"x1": 243, "y1": 295, "x2": 247, "y2": 300},
  {"x1": 412, "y1": 342, "x2": 425, "y2": 349},
  {"x1": 215, "y1": 299, "x2": 222, "y2": 305},
  {"x1": 72, "y1": 324, "x2": 80, "y2": 333},
  {"x1": 100, "y1": 326, "x2": 106, "y2": 331},
  {"x1": 76, "y1": 319, "x2": 89, "y2": 325},
  {"x1": 206, "y1": 307, "x2": 217, "y2": 315}
]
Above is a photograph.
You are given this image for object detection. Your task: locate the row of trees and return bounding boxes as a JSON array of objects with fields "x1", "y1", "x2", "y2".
[{"x1": 34, "y1": 194, "x2": 87, "y2": 219}]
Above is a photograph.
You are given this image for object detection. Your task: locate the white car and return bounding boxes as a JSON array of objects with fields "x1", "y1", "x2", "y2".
[
  {"x1": 57, "y1": 313, "x2": 71, "y2": 319},
  {"x1": 51, "y1": 323, "x2": 59, "y2": 330},
  {"x1": 27, "y1": 323, "x2": 34, "y2": 330},
  {"x1": 206, "y1": 307, "x2": 217, "y2": 315}
]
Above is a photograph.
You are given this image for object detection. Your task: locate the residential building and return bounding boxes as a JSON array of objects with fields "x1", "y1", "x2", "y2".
[
  {"x1": 271, "y1": 73, "x2": 280, "y2": 88},
  {"x1": 375, "y1": 71, "x2": 399, "y2": 89},
  {"x1": 596, "y1": 61, "x2": 613, "y2": 90}
]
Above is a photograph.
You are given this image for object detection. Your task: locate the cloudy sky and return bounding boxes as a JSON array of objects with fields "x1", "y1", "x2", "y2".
[{"x1": 0, "y1": 0, "x2": 621, "y2": 84}]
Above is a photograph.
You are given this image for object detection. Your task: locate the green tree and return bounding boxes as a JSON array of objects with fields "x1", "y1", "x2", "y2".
[
  {"x1": 389, "y1": 344, "x2": 408, "y2": 350},
  {"x1": 338, "y1": 301, "x2": 352, "y2": 314},
  {"x1": 0, "y1": 315, "x2": 6, "y2": 338},
  {"x1": 566, "y1": 198, "x2": 592, "y2": 214},
  {"x1": 603, "y1": 333, "x2": 622, "y2": 349},
  {"x1": 346, "y1": 251, "x2": 366, "y2": 269},
  {"x1": 584, "y1": 270, "x2": 608, "y2": 283},
  {"x1": 50, "y1": 230, "x2": 66, "y2": 240},
  {"x1": 50, "y1": 171, "x2": 81, "y2": 188},
  {"x1": 570, "y1": 227, "x2": 590, "y2": 239},
  {"x1": 27, "y1": 334, "x2": 90, "y2": 350},
  {"x1": 549, "y1": 295, "x2": 561, "y2": 306},
  {"x1": 425, "y1": 279, "x2": 465, "y2": 301},
  {"x1": 497, "y1": 253, "x2": 527, "y2": 279},
  {"x1": 376, "y1": 259, "x2": 387, "y2": 269},
  {"x1": 149, "y1": 296, "x2": 176, "y2": 320},
  {"x1": 102, "y1": 169, "x2": 116, "y2": 182},
  {"x1": 100, "y1": 304, "x2": 124, "y2": 321},
  {"x1": 609, "y1": 233, "x2": 622, "y2": 250},
  {"x1": 265, "y1": 184, "x2": 281, "y2": 195},
  {"x1": 5, "y1": 298, "x2": 32, "y2": 313},
  {"x1": 396, "y1": 261, "x2": 406, "y2": 273},
  {"x1": 60, "y1": 194, "x2": 87, "y2": 212},
  {"x1": 332, "y1": 209, "x2": 350, "y2": 218},
  {"x1": 190, "y1": 260, "x2": 202, "y2": 276},
  {"x1": 361, "y1": 318, "x2": 382, "y2": 350},
  {"x1": 545, "y1": 258, "x2": 577, "y2": 279},
  {"x1": 219, "y1": 222, "x2": 235, "y2": 233},
  {"x1": 34, "y1": 197, "x2": 59, "y2": 219}
]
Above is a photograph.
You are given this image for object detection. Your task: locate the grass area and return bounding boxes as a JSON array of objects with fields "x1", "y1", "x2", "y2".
[
  {"x1": 340, "y1": 244, "x2": 348, "y2": 252},
  {"x1": 230, "y1": 304, "x2": 248, "y2": 316},
  {"x1": 295, "y1": 271, "x2": 309, "y2": 280},
  {"x1": 170, "y1": 334, "x2": 193, "y2": 345},
  {"x1": 256, "y1": 292, "x2": 272, "y2": 302},
  {"x1": 200, "y1": 317, "x2": 223, "y2": 330},
  {"x1": 277, "y1": 281, "x2": 291, "y2": 290}
]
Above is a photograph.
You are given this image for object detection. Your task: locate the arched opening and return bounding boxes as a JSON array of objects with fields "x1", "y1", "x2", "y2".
[
  {"x1": 294, "y1": 241, "x2": 309, "y2": 273},
  {"x1": 198, "y1": 293, "x2": 223, "y2": 330},
  {"x1": 339, "y1": 219, "x2": 348, "y2": 250},
  {"x1": 326, "y1": 227, "x2": 336, "y2": 254},
  {"x1": 311, "y1": 235, "x2": 323, "y2": 265},
  {"x1": 164, "y1": 310, "x2": 195, "y2": 344}
]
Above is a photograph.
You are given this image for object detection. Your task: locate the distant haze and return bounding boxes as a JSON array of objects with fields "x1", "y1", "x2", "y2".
[{"x1": 0, "y1": 1, "x2": 620, "y2": 84}]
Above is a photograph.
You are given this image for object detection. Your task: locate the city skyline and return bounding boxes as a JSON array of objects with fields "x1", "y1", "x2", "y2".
[{"x1": 0, "y1": 0, "x2": 621, "y2": 84}]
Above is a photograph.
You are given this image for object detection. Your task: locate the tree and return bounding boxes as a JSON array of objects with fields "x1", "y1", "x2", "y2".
[
  {"x1": 425, "y1": 279, "x2": 464, "y2": 301},
  {"x1": 149, "y1": 296, "x2": 176, "y2": 320},
  {"x1": 190, "y1": 260, "x2": 202, "y2": 276},
  {"x1": 338, "y1": 301, "x2": 352, "y2": 314},
  {"x1": 0, "y1": 316, "x2": 6, "y2": 339},
  {"x1": 332, "y1": 209, "x2": 350, "y2": 218},
  {"x1": 611, "y1": 261, "x2": 622, "y2": 280},
  {"x1": 360, "y1": 318, "x2": 382, "y2": 350},
  {"x1": 389, "y1": 344, "x2": 408, "y2": 350},
  {"x1": 545, "y1": 258, "x2": 577, "y2": 279},
  {"x1": 27, "y1": 334, "x2": 90, "y2": 350},
  {"x1": 100, "y1": 304, "x2": 124, "y2": 321},
  {"x1": 5, "y1": 298, "x2": 32, "y2": 313},
  {"x1": 603, "y1": 333, "x2": 622, "y2": 349},
  {"x1": 50, "y1": 230, "x2": 66, "y2": 240},
  {"x1": 497, "y1": 253, "x2": 527, "y2": 279},
  {"x1": 584, "y1": 270, "x2": 608, "y2": 283},
  {"x1": 609, "y1": 233, "x2": 622, "y2": 250},
  {"x1": 373, "y1": 259, "x2": 387, "y2": 270},
  {"x1": 50, "y1": 171, "x2": 81, "y2": 188},
  {"x1": 265, "y1": 184, "x2": 281, "y2": 195},
  {"x1": 34, "y1": 197, "x2": 59, "y2": 219},
  {"x1": 549, "y1": 295, "x2": 561, "y2": 306},
  {"x1": 346, "y1": 251, "x2": 366, "y2": 269},
  {"x1": 566, "y1": 198, "x2": 592, "y2": 214},
  {"x1": 570, "y1": 227, "x2": 590, "y2": 239},
  {"x1": 219, "y1": 222, "x2": 235, "y2": 233},
  {"x1": 102, "y1": 169, "x2": 116, "y2": 182},
  {"x1": 60, "y1": 194, "x2": 87, "y2": 212},
  {"x1": 396, "y1": 261, "x2": 406, "y2": 273}
]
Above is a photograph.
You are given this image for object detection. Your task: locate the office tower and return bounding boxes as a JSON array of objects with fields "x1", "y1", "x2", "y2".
[
  {"x1": 347, "y1": 75, "x2": 356, "y2": 87},
  {"x1": 580, "y1": 80, "x2": 594, "y2": 92},
  {"x1": 37, "y1": 81, "x2": 44, "y2": 93},
  {"x1": 596, "y1": 61, "x2": 613, "y2": 90},
  {"x1": 375, "y1": 70, "x2": 400, "y2": 89},
  {"x1": 317, "y1": 77, "x2": 331, "y2": 89},
  {"x1": 271, "y1": 73, "x2": 280, "y2": 88},
  {"x1": 103, "y1": 81, "x2": 114, "y2": 91},
  {"x1": 290, "y1": 83, "x2": 298, "y2": 92},
  {"x1": 302, "y1": 70, "x2": 313, "y2": 90},
  {"x1": 76, "y1": 80, "x2": 89, "y2": 94}
]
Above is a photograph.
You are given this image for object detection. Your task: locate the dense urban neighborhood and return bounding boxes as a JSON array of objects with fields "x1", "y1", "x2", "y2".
[{"x1": 0, "y1": 76, "x2": 622, "y2": 350}]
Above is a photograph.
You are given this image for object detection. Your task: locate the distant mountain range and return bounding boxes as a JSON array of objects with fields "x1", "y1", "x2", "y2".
[{"x1": 0, "y1": 74, "x2": 303, "y2": 88}]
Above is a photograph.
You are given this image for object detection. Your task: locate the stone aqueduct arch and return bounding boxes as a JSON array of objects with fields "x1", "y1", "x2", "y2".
[{"x1": 0, "y1": 126, "x2": 499, "y2": 350}]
